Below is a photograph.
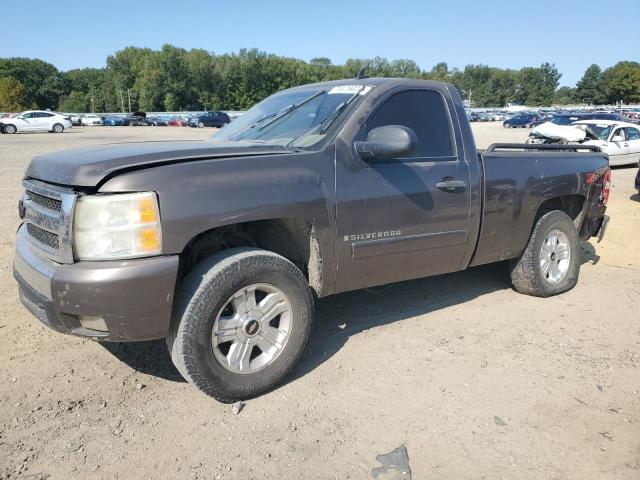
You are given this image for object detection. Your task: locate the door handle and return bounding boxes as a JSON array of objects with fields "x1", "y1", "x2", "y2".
[
  {"x1": 623, "y1": 143, "x2": 629, "y2": 147},
  {"x1": 435, "y1": 179, "x2": 466, "y2": 191}
]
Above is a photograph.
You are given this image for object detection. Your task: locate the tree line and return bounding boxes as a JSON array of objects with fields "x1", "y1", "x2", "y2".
[{"x1": 0, "y1": 46, "x2": 639, "y2": 113}]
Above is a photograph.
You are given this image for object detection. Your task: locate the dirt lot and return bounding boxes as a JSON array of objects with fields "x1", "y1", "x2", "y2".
[{"x1": 1, "y1": 124, "x2": 639, "y2": 480}]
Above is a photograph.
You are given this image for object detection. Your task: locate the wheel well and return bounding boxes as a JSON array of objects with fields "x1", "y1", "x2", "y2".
[
  {"x1": 178, "y1": 219, "x2": 323, "y2": 296},
  {"x1": 536, "y1": 194, "x2": 585, "y2": 225}
]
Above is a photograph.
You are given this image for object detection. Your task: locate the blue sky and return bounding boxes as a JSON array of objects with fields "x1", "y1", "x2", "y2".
[{"x1": 1, "y1": 0, "x2": 638, "y2": 86}]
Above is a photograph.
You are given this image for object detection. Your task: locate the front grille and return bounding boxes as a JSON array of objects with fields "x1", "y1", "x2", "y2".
[
  {"x1": 27, "y1": 223, "x2": 59, "y2": 250},
  {"x1": 22, "y1": 179, "x2": 76, "y2": 263},
  {"x1": 26, "y1": 190, "x2": 62, "y2": 212}
]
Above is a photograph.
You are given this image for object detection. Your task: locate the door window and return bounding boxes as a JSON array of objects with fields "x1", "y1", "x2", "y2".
[
  {"x1": 611, "y1": 128, "x2": 626, "y2": 141},
  {"x1": 624, "y1": 127, "x2": 640, "y2": 141},
  {"x1": 364, "y1": 90, "x2": 455, "y2": 160}
]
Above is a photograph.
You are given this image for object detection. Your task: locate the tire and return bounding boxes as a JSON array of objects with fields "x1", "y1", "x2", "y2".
[
  {"x1": 167, "y1": 247, "x2": 314, "y2": 402},
  {"x1": 198, "y1": 121, "x2": 205, "y2": 128},
  {"x1": 504, "y1": 123, "x2": 510, "y2": 128},
  {"x1": 509, "y1": 210, "x2": 580, "y2": 297},
  {"x1": 4, "y1": 124, "x2": 17, "y2": 134},
  {"x1": 52, "y1": 123, "x2": 64, "y2": 133}
]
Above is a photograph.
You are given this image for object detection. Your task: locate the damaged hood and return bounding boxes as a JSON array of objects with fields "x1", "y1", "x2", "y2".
[
  {"x1": 25, "y1": 140, "x2": 291, "y2": 187},
  {"x1": 530, "y1": 122, "x2": 587, "y2": 142}
]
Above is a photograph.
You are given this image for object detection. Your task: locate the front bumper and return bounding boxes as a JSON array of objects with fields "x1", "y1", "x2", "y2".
[{"x1": 14, "y1": 224, "x2": 180, "y2": 341}]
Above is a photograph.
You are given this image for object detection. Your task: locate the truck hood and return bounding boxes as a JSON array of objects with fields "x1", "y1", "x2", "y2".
[{"x1": 25, "y1": 140, "x2": 291, "y2": 187}]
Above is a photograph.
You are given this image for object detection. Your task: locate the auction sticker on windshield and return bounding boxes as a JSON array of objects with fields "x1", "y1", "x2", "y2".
[{"x1": 328, "y1": 85, "x2": 373, "y2": 95}]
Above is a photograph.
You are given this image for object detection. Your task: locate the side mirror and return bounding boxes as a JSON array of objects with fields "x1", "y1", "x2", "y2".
[
  {"x1": 611, "y1": 135, "x2": 624, "y2": 142},
  {"x1": 355, "y1": 125, "x2": 418, "y2": 160}
]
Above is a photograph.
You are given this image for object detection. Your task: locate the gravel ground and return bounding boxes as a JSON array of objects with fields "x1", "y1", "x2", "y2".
[{"x1": 1, "y1": 124, "x2": 639, "y2": 480}]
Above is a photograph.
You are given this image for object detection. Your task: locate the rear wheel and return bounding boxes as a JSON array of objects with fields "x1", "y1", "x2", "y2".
[
  {"x1": 167, "y1": 248, "x2": 313, "y2": 402},
  {"x1": 509, "y1": 210, "x2": 580, "y2": 297},
  {"x1": 4, "y1": 124, "x2": 17, "y2": 134},
  {"x1": 52, "y1": 123, "x2": 64, "y2": 133}
]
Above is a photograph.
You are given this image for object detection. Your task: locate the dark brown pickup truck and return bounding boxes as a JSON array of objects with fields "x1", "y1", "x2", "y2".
[{"x1": 14, "y1": 78, "x2": 610, "y2": 401}]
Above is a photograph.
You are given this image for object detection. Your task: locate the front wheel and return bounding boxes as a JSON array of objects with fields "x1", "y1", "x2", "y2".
[
  {"x1": 198, "y1": 121, "x2": 205, "y2": 128},
  {"x1": 503, "y1": 123, "x2": 510, "y2": 128},
  {"x1": 509, "y1": 210, "x2": 581, "y2": 297},
  {"x1": 167, "y1": 248, "x2": 314, "y2": 402},
  {"x1": 4, "y1": 124, "x2": 17, "y2": 134}
]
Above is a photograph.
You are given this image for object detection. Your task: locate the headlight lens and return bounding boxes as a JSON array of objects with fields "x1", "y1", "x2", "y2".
[{"x1": 73, "y1": 192, "x2": 162, "y2": 260}]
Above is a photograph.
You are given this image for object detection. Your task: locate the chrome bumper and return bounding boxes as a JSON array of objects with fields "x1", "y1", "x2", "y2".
[{"x1": 14, "y1": 224, "x2": 56, "y2": 300}]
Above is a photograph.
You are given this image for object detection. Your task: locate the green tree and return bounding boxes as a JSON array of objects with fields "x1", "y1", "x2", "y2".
[
  {"x1": 600, "y1": 61, "x2": 640, "y2": 104},
  {"x1": 62, "y1": 68, "x2": 117, "y2": 112},
  {"x1": 427, "y1": 62, "x2": 450, "y2": 82},
  {"x1": 575, "y1": 64, "x2": 604, "y2": 104},
  {"x1": 186, "y1": 48, "x2": 220, "y2": 110},
  {"x1": 5, "y1": 46, "x2": 640, "y2": 113},
  {"x1": 516, "y1": 63, "x2": 561, "y2": 106},
  {"x1": 309, "y1": 57, "x2": 332, "y2": 66},
  {"x1": 58, "y1": 90, "x2": 89, "y2": 112},
  {"x1": 0, "y1": 58, "x2": 62, "y2": 109},
  {"x1": 554, "y1": 86, "x2": 577, "y2": 105},
  {"x1": 0, "y1": 76, "x2": 28, "y2": 111},
  {"x1": 390, "y1": 59, "x2": 421, "y2": 78}
]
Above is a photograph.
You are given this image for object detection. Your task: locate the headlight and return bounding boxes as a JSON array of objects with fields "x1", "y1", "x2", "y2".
[{"x1": 73, "y1": 192, "x2": 162, "y2": 260}]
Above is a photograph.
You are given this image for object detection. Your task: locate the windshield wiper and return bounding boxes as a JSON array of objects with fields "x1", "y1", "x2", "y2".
[
  {"x1": 226, "y1": 110, "x2": 285, "y2": 141},
  {"x1": 228, "y1": 90, "x2": 325, "y2": 141},
  {"x1": 287, "y1": 86, "x2": 365, "y2": 149},
  {"x1": 318, "y1": 86, "x2": 364, "y2": 134},
  {"x1": 256, "y1": 89, "x2": 326, "y2": 131}
]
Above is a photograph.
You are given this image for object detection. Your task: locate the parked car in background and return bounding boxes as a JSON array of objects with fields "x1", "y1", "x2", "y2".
[
  {"x1": 0, "y1": 110, "x2": 71, "y2": 134},
  {"x1": 81, "y1": 114, "x2": 103, "y2": 126},
  {"x1": 188, "y1": 111, "x2": 231, "y2": 128},
  {"x1": 532, "y1": 113, "x2": 630, "y2": 128},
  {"x1": 167, "y1": 117, "x2": 187, "y2": 127},
  {"x1": 69, "y1": 114, "x2": 82, "y2": 126},
  {"x1": 147, "y1": 116, "x2": 167, "y2": 126},
  {"x1": 103, "y1": 116, "x2": 130, "y2": 126},
  {"x1": 573, "y1": 120, "x2": 640, "y2": 166},
  {"x1": 127, "y1": 112, "x2": 148, "y2": 126},
  {"x1": 503, "y1": 113, "x2": 541, "y2": 128}
]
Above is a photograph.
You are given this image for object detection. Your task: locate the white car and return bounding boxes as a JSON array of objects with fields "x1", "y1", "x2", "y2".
[
  {"x1": 573, "y1": 120, "x2": 640, "y2": 166},
  {"x1": 0, "y1": 110, "x2": 72, "y2": 134},
  {"x1": 81, "y1": 114, "x2": 103, "y2": 126}
]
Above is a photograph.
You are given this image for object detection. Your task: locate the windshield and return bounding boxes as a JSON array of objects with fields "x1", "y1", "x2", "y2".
[
  {"x1": 211, "y1": 85, "x2": 372, "y2": 149},
  {"x1": 574, "y1": 123, "x2": 613, "y2": 141}
]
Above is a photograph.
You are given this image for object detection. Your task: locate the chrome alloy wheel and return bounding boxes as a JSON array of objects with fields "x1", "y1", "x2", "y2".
[
  {"x1": 211, "y1": 283, "x2": 292, "y2": 374},
  {"x1": 540, "y1": 229, "x2": 571, "y2": 284}
]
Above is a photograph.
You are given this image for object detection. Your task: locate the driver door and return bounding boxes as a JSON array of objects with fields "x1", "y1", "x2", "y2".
[
  {"x1": 608, "y1": 127, "x2": 630, "y2": 165},
  {"x1": 334, "y1": 89, "x2": 472, "y2": 293},
  {"x1": 17, "y1": 112, "x2": 37, "y2": 131}
]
